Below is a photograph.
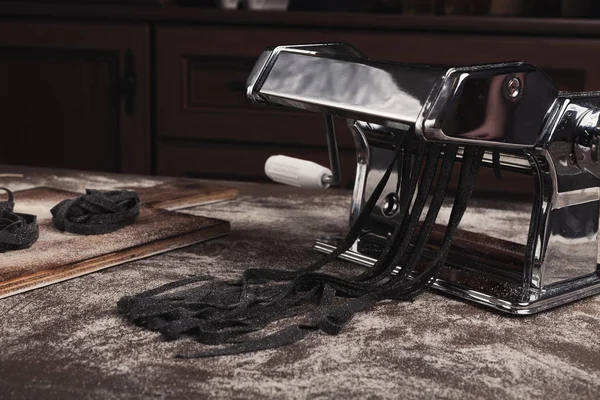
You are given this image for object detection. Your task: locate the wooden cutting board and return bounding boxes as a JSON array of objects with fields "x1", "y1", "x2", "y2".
[
  {"x1": 0, "y1": 181, "x2": 237, "y2": 299},
  {"x1": 12, "y1": 180, "x2": 239, "y2": 218},
  {"x1": 122, "y1": 180, "x2": 238, "y2": 210}
]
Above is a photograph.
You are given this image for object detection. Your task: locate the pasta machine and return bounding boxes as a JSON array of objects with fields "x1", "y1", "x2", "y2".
[{"x1": 246, "y1": 43, "x2": 600, "y2": 314}]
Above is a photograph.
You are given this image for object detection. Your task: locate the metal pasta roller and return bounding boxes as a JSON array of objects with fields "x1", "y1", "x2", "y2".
[{"x1": 246, "y1": 43, "x2": 600, "y2": 314}]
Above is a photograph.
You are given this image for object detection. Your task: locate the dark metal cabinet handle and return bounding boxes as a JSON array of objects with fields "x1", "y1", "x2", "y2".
[{"x1": 119, "y1": 49, "x2": 137, "y2": 116}]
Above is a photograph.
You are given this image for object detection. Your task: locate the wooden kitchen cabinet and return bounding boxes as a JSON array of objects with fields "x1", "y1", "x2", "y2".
[
  {"x1": 0, "y1": 21, "x2": 150, "y2": 174},
  {"x1": 155, "y1": 25, "x2": 361, "y2": 186},
  {"x1": 3, "y1": 4, "x2": 600, "y2": 190},
  {"x1": 155, "y1": 26, "x2": 362, "y2": 147},
  {"x1": 154, "y1": 23, "x2": 600, "y2": 188}
]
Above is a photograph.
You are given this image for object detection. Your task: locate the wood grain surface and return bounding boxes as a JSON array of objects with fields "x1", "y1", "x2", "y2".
[
  {"x1": 0, "y1": 182, "x2": 235, "y2": 298},
  {"x1": 122, "y1": 179, "x2": 239, "y2": 210}
]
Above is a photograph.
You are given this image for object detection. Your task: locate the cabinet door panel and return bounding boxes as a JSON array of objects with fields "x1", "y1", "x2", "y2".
[
  {"x1": 186, "y1": 56, "x2": 256, "y2": 110},
  {"x1": 157, "y1": 27, "x2": 367, "y2": 149},
  {"x1": 0, "y1": 21, "x2": 149, "y2": 173},
  {"x1": 157, "y1": 26, "x2": 597, "y2": 146},
  {"x1": 156, "y1": 25, "x2": 599, "y2": 191}
]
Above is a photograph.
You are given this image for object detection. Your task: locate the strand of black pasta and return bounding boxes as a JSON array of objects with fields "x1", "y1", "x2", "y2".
[
  {"x1": 198, "y1": 139, "x2": 436, "y2": 342},
  {"x1": 355, "y1": 142, "x2": 445, "y2": 283},
  {"x1": 117, "y1": 141, "x2": 406, "y2": 345},
  {"x1": 492, "y1": 149, "x2": 502, "y2": 180},
  {"x1": 0, "y1": 187, "x2": 15, "y2": 211},
  {"x1": 368, "y1": 144, "x2": 460, "y2": 286},
  {"x1": 393, "y1": 146, "x2": 485, "y2": 297},
  {"x1": 306, "y1": 145, "x2": 483, "y2": 337},
  {"x1": 215, "y1": 137, "x2": 409, "y2": 317},
  {"x1": 311, "y1": 146, "x2": 484, "y2": 337},
  {"x1": 163, "y1": 143, "x2": 408, "y2": 341},
  {"x1": 281, "y1": 142, "x2": 455, "y2": 298},
  {"x1": 228, "y1": 144, "x2": 459, "y2": 333},
  {"x1": 118, "y1": 140, "x2": 485, "y2": 358},
  {"x1": 0, "y1": 188, "x2": 39, "y2": 253},
  {"x1": 183, "y1": 144, "x2": 483, "y2": 354},
  {"x1": 240, "y1": 137, "x2": 408, "y2": 284},
  {"x1": 177, "y1": 285, "x2": 339, "y2": 358},
  {"x1": 51, "y1": 189, "x2": 140, "y2": 235},
  {"x1": 119, "y1": 138, "x2": 434, "y2": 354},
  {"x1": 274, "y1": 142, "x2": 448, "y2": 300}
]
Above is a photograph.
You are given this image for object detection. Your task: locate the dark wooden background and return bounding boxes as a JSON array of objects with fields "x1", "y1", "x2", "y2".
[{"x1": 1, "y1": 1, "x2": 599, "y2": 194}]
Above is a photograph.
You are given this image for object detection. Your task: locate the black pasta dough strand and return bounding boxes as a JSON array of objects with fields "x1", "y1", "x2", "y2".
[
  {"x1": 178, "y1": 285, "x2": 339, "y2": 358},
  {"x1": 387, "y1": 146, "x2": 485, "y2": 298},
  {"x1": 0, "y1": 187, "x2": 15, "y2": 211},
  {"x1": 237, "y1": 143, "x2": 405, "y2": 285},
  {"x1": 117, "y1": 148, "x2": 404, "y2": 345},
  {"x1": 372, "y1": 144, "x2": 460, "y2": 286},
  {"x1": 0, "y1": 188, "x2": 39, "y2": 253},
  {"x1": 51, "y1": 189, "x2": 140, "y2": 235},
  {"x1": 119, "y1": 143, "x2": 485, "y2": 358},
  {"x1": 289, "y1": 142, "x2": 452, "y2": 298},
  {"x1": 269, "y1": 145, "x2": 482, "y2": 339},
  {"x1": 264, "y1": 141, "x2": 448, "y2": 299},
  {"x1": 356, "y1": 142, "x2": 444, "y2": 283},
  {"x1": 241, "y1": 143, "x2": 461, "y2": 332},
  {"x1": 202, "y1": 144, "x2": 480, "y2": 355},
  {"x1": 146, "y1": 148, "x2": 406, "y2": 343}
]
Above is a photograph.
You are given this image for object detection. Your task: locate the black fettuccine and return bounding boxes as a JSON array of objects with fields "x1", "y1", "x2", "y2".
[
  {"x1": 51, "y1": 189, "x2": 140, "y2": 235},
  {"x1": 0, "y1": 187, "x2": 39, "y2": 253},
  {"x1": 118, "y1": 137, "x2": 485, "y2": 358},
  {"x1": 0, "y1": 187, "x2": 15, "y2": 211}
]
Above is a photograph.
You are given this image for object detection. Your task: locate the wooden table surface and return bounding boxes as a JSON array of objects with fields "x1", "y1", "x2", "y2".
[{"x1": 1, "y1": 166, "x2": 599, "y2": 400}]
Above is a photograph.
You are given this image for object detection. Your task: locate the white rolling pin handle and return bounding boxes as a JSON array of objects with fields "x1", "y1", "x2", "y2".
[{"x1": 265, "y1": 155, "x2": 332, "y2": 189}]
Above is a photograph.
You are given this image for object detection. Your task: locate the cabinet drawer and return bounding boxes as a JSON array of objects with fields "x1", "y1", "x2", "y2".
[
  {"x1": 157, "y1": 26, "x2": 598, "y2": 148},
  {"x1": 186, "y1": 56, "x2": 256, "y2": 110},
  {"x1": 160, "y1": 109, "x2": 353, "y2": 148},
  {"x1": 156, "y1": 140, "x2": 358, "y2": 188}
]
